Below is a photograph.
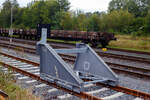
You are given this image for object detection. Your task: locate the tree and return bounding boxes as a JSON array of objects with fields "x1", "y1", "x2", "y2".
[
  {"x1": 101, "y1": 10, "x2": 134, "y2": 33},
  {"x1": 15, "y1": 0, "x2": 70, "y2": 29},
  {"x1": 0, "y1": 0, "x2": 19, "y2": 27},
  {"x1": 21, "y1": 0, "x2": 57, "y2": 28},
  {"x1": 109, "y1": 0, "x2": 128, "y2": 11},
  {"x1": 46, "y1": 0, "x2": 61, "y2": 29},
  {"x1": 75, "y1": 13, "x2": 88, "y2": 31},
  {"x1": 0, "y1": 0, "x2": 12, "y2": 27},
  {"x1": 12, "y1": 0, "x2": 19, "y2": 7},
  {"x1": 11, "y1": 0, "x2": 19, "y2": 26},
  {"x1": 87, "y1": 14, "x2": 101, "y2": 31},
  {"x1": 57, "y1": 0, "x2": 70, "y2": 11},
  {"x1": 108, "y1": 0, "x2": 150, "y2": 17},
  {"x1": 60, "y1": 12, "x2": 73, "y2": 30},
  {"x1": 144, "y1": 10, "x2": 150, "y2": 35},
  {"x1": 21, "y1": 8, "x2": 33, "y2": 28}
]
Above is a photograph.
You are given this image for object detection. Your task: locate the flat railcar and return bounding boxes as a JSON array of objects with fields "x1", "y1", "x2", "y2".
[{"x1": 0, "y1": 28, "x2": 116, "y2": 47}]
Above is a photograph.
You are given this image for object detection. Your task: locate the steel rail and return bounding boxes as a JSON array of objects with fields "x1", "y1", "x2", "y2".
[
  {"x1": 0, "y1": 41, "x2": 150, "y2": 64},
  {"x1": 0, "y1": 39, "x2": 68, "y2": 49},
  {"x1": 98, "y1": 52, "x2": 150, "y2": 64},
  {"x1": 0, "y1": 42, "x2": 150, "y2": 77},
  {"x1": 61, "y1": 56, "x2": 150, "y2": 79},
  {"x1": 1, "y1": 37, "x2": 150, "y2": 55},
  {"x1": 0, "y1": 52, "x2": 150, "y2": 99},
  {"x1": 107, "y1": 62, "x2": 150, "y2": 73},
  {"x1": 96, "y1": 83, "x2": 150, "y2": 100},
  {"x1": 0, "y1": 61, "x2": 102, "y2": 100},
  {"x1": 0, "y1": 52, "x2": 38, "y2": 66},
  {"x1": 0, "y1": 46, "x2": 150, "y2": 80},
  {"x1": 0, "y1": 90, "x2": 8, "y2": 98},
  {"x1": 108, "y1": 48, "x2": 150, "y2": 55},
  {"x1": 106, "y1": 62, "x2": 150, "y2": 79}
]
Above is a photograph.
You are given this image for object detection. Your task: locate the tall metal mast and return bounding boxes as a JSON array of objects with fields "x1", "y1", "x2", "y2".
[{"x1": 9, "y1": 0, "x2": 13, "y2": 43}]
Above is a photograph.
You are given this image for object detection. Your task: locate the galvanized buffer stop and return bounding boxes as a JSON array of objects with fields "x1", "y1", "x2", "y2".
[{"x1": 36, "y1": 24, "x2": 119, "y2": 93}]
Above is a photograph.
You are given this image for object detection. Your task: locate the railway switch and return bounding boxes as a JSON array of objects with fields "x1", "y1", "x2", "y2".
[{"x1": 36, "y1": 25, "x2": 119, "y2": 93}]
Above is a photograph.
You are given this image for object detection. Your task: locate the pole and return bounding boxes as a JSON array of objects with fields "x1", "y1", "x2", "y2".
[
  {"x1": 9, "y1": 2, "x2": 13, "y2": 43},
  {"x1": 11, "y1": 6, "x2": 13, "y2": 29}
]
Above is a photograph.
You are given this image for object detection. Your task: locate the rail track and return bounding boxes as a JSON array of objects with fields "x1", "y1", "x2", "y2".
[
  {"x1": 0, "y1": 39, "x2": 150, "y2": 64},
  {"x1": 1, "y1": 37, "x2": 150, "y2": 55},
  {"x1": 0, "y1": 90, "x2": 8, "y2": 100},
  {"x1": 0, "y1": 40, "x2": 150, "y2": 80},
  {"x1": 0, "y1": 51, "x2": 150, "y2": 100},
  {"x1": 53, "y1": 54, "x2": 150, "y2": 80},
  {"x1": 0, "y1": 37, "x2": 150, "y2": 99},
  {"x1": 1, "y1": 38, "x2": 150, "y2": 64},
  {"x1": 0, "y1": 52, "x2": 101, "y2": 100}
]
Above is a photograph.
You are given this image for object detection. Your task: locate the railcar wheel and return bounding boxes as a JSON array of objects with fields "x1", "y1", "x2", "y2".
[
  {"x1": 91, "y1": 42, "x2": 98, "y2": 47},
  {"x1": 91, "y1": 39, "x2": 98, "y2": 47},
  {"x1": 101, "y1": 41, "x2": 108, "y2": 48},
  {"x1": 81, "y1": 40, "x2": 89, "y2": 44}
]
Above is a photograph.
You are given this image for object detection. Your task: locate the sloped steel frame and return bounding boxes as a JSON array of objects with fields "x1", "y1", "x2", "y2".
[{"x1": 36, "y1": 25, "x2": 119, "y2": 92}]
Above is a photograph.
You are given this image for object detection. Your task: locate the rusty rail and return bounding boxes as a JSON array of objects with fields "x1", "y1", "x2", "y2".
[
  {"x1": 0, "y1": 40, "x2": 150, "y2": 64},
  {"x1": 0, "y1": 50, "x2": 150, "y2": 79},
  {"x1": 0, "y1": 42, "x2": 150, "y2": 99},
  {"x1": 0, "y1": 90, "x2": 8, "y2": 100},
  {"x1": 0, "y1": 61, "x2": 102, "y2": 100},
  {"x1": 0, "y1": 52, "x2": 150, "y2": 99},
  {"x1": 96, "y1": 83, "x2": 150, "y2": 100},
  {"x1": 98, "y1": 52, "x2": 150, "y2": 64},
  {"x1": 1, "y1": 37, "x2": 150, "y2": 55}
]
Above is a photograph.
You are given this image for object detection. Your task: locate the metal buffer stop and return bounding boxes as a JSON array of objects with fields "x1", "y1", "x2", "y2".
[{"x1": 36, "y1": 24, "x2": 119, "y2": 93}]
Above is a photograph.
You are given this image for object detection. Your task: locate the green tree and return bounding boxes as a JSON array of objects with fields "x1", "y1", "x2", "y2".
[
  {"x1": 76, "y1": 13, "x2": 88, "y2": 31},
  {"x1": 46, "y1": 0, "x2": 62, "y2": 29},
  {"x1": 0, "y1": 0, "x2": 12, "y2": 27},
  {"x1": 109, "y1": 0, "x2": 150, "y2": 17},
  {"x1": 87, "y1": 14, "x2": 101, "y2": 31},
  {"x1": 144, "y1": 10, "x2": 150, "y2": 35},
  {"x1": 109, "y1": 0, "x2": 128, "y2": 11},
  {"x1": 57, "y1": 0, "x2": 70, "y2": 11},
  {"x1": 0, "y1": 0, "x2": 19, "y2": 27},
  {"x1": 19, "y1": 0, "x2": 70, "y2": 28},
  {"x1": 60, "y1": 12, "x2": 73, "y2": 30},
  {"x1": 101, "y1": 10, "x2": 134, "y2": 33},
  {"x1": 21, "y1": 8, "x2": 33, "y2": 28},
  {"x1": 11, "y1": 0, "x2": 19, "y2": 27}
]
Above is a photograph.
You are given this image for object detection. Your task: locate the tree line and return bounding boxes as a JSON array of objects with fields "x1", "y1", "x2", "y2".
[{"x1": 0, "y1": 0, "x2": 150, "y2": 36}]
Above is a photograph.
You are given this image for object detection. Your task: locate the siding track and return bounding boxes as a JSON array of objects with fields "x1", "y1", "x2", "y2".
[
  {"x1": 0, "y1": 42, "x2": 149, "y2": 80},
  {"x1": 0, "y1": 51, "x2": 150, "y2": 99}
]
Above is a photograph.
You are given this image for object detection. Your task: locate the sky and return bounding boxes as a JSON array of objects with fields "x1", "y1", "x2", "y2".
[{"x1": 0, "y1": 0, "x2": 111, "y2": 12}]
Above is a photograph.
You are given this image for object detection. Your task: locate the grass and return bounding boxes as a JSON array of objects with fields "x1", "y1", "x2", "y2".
[
  {"x1": 4, "y1": 34, "x2": 150, "y2": 52},
  {"x1": 109, "y1": 35, "x2": 150, "y2": 52},
  {"x1": 9, "y1": 35, "x2": 19, "y2": 38},
  {"x1": 48, "y1": 35, "x2": 150, "y2": 52},
  {"x1": 0, "y1": 67, "x2": 41, "y2": 100},
  {"x1": 47, "y1": 38, "x2": 80, "y2": 44}
]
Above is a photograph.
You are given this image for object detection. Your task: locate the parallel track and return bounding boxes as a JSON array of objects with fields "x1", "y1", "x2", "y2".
[
  {"x1": 1, "y1": 37, "x2": 150, "y2": 55},
  {"x1": 59, "y1": 55, "x2": 150, "y2": 80},
  {"x1": 0, "y1": 90, "x2": 8, "y2": 99},
  {"x1": 0, "y1": 42, "x2": 150, "y2": 80},
  {"x1": 0, "y1": 53, "x2": 101, "y2": 100},
  {"x1": 0, "y1": 39, "x2": 150, "y2": 64},
  {"x1": 0, "y1": 51, "x2": 150, "y2": 99},
  {"x1": 0, "y1": 38, "x2": 150, "y2": 99}
]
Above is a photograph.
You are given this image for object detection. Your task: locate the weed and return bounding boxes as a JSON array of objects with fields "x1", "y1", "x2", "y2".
[
  {"x1": 109, "y1": 35, "x2": 150, "y2": 52},
  {"x1": 0, "y1": 67, "x2": 42, "y2": 100}
]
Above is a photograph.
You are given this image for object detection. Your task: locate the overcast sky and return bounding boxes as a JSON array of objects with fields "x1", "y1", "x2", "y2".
[{"x1": 0, "y1": 0, "x2": 111, "y2": 12}]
